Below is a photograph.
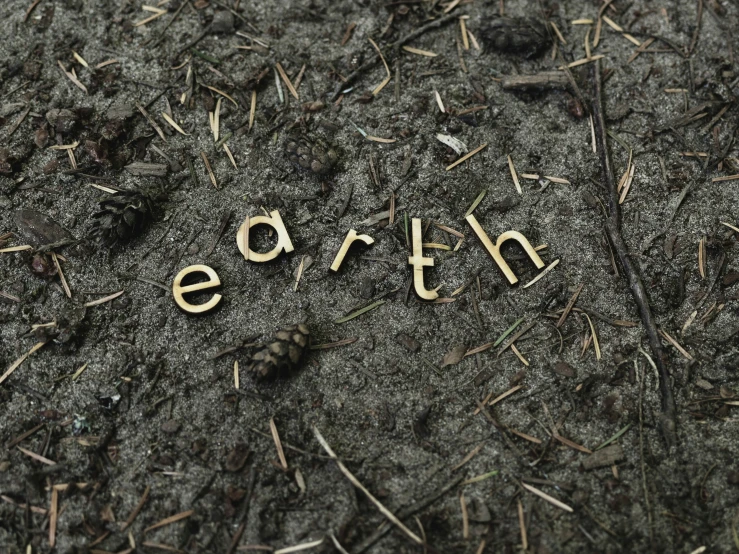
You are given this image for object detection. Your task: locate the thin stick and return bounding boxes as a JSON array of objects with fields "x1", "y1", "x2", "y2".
[
  {"x1": 590, "y1": 60, "x2": 676, "y2": 447},
  {"x1": 312, "y1": 426, "x2": 422, "y2": 545}
]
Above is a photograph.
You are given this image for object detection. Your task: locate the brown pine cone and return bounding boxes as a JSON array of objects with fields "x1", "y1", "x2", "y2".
[
  {"x1": 481, "y1": 17, "x2": 549, "y2": 58},
  {"x1": 248, "y1": 323, "x2": 310, "y2": 380},
  {"x1": 89, "y1": 189, "x2": 155, "y2": 247},
  {"x1": 284, "y1": 135, "x2": 339, "y2": 175}
]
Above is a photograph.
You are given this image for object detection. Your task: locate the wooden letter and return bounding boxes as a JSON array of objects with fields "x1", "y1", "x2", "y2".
[
  {"x1": 465, "y1": 214, "x2": 544, "y2": 284},
  {"x1": 236, "y1": 210, "x2": 294, "y2": 262},
  {"x1": 330, "y1": 229, "x2": 374, "y2": 271},
  {"x1": 408, "y1": 218, "x2": 439, "y2": 300},
  {"x1": 173, "y1": 264, "x2": 222, "y2": 314}
]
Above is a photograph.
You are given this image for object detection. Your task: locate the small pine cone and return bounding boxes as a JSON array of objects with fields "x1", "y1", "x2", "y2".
[
  {"x1": 481, "y1": 17, "x2": 549, "y2": 58},
  {"x1": 89, "y1": 189, "x2": 154, "y2": 247},
  {"x1": 284, "y1": 135, "x2": 339, "y2": 175},
  {"x1": 248, "y1": 323, "x2": 310, "y2": 380}
]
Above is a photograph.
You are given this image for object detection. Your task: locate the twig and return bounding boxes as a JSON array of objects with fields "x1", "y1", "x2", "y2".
[{"x1": 590, "y1": 60, "x2": 677, "y2": 448}]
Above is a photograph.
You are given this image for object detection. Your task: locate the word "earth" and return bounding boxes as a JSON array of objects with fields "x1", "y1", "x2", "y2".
[{"x1": 171, "y1": 210, "x2": 547, "y2": 314}]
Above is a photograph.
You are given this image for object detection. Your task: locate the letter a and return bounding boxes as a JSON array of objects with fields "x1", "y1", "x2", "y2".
[
  {"x1": 465, "y1": 214, "x2": 544, "y2": 285},
  {"x1": 408, "y1": 218, "x2": 439, "y2": 300},
  {"x1": 236, "y1": 210, "x2": 294, "y2": 262}
]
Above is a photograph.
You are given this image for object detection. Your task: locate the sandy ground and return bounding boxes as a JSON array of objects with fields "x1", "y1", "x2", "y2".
[{"x1": 1, "y1": 0, "x2": 739, "y2": 552}]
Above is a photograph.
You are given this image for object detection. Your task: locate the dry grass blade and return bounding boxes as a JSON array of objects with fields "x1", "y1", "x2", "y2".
[
  {"x1": 0, "y1": 245, "x2": 33, "y2": 253},
  {"x1": 275, "y1": 63, "x2": 299, "y2": 100},
  {"x1": 161, "y1": 112, "x2": 188, "y2": 135},
  {"x1": 557, "y1": 284, "x2": 583, "y2": 327},
  {"x1": 17, "y1": 446, "x2": 56, "y2": 465},
  {"x1": 84, "y1": 290, "x2": 124, "y2": 307},
  {"x1": 522, "y1": 259, "x2": 560, "y2": 288},
  {"x1": 58, "y1": 60, "x2": 88, "y2": 93},
  {"x1": 452, "y1": 442, "x2": 484, "y2": 471},
  {"x1": 460, "y1": 492, "x2": 469, "y2": 539},
  {"x1": 270, "y1": 418, "x2": 288, "y2": 469},
  {"x1": 144, "y1": 510, "x2": 194, "y2": 533},
  {"x1": 121, "y1": 485, "x2": 150, "y2": 531},
  {"x1": 0, "y1": 341, "x2": 47, "y2": 386},
  {"x1": 518, "y1": 500, "x2": 527, "y2": 550},
  {"x1": 402, "y1": 45, "x2": 438, "y2": 57},
  {"x1": 368, "y1": 37, "x2": 391, "y2": 95},
  {"x1": 312, "y1": 426, "x2": 423, "y2": 544},
  {"x1": 521, "y1": 482, "x2": 574, "y2": 512},
  {"x1": 507, "y1": 155, "x2": 522, "y2": 195},
  {"x1": 201, "y1": 152, "x2": 218, "y2": 188},
  {"x1": 446, "y1": 144, "x2": 488, "y2": 171},
  {"x1": 249, "y1": 90, "x2": 257, "y2": 130},
  {"x1": 274, "y1": 539, "x2": 323, "y2": 554},
  {"x1": 49, "y1": 487, "x2": 59, "y2": 548},
  {"x1": 583, "y1": 312, "x2": 601, "y2": 360}
]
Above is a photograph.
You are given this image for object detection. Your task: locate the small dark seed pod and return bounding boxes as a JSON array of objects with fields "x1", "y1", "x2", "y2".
[
  {"x1": 89, "y1": 189, "x2": 156, "y2": 247},
  {"x1": 481, "y1": 17, "x2": 550, "y2": 58},
  {"x1": 247, "y1": 323, "x2": 310, "y2": 380},
  {"x1": 284, "y1": 135, "x2": 339, "y2": 176}
]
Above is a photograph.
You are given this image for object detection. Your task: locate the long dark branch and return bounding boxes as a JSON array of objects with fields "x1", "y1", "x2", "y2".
[{"x1": 591, "y1": 61, "x2": 677, "y2": 449}]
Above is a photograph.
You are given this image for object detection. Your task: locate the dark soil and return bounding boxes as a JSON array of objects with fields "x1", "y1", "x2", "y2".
[{"x1": 2, "y1": 0, "x2": 739, "y2": 553}]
